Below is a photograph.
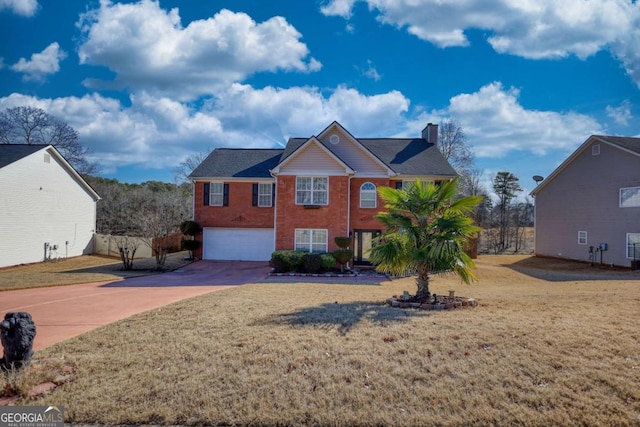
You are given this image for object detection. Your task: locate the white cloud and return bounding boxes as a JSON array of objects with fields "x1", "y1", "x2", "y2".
[
  {"x1": 0, "y1": 0, "x2": 38, "y2": 16},
  {"x1": 320, "y1": 0, "x2": 357, "y2": 19},
  {"x1": 361, "y1": 60, "x2": 381, "y2": 81},
  {"x1": 77, "y1": 1, "x2": 321, "y2": 100},
  {"x1": 0, "y1": 84, "x2": 409, "y2": 176},
  {"x1": 606, "y1": 100, "x2": 633, "y2": 126},
  {"x1": 321, "y1": 0, "x2": 640, "y2": 86},
  {"x1": 401, "y1": 82, "x2": 601, "y2": 158},
  {"x1": 10, "y1": 42, "x2": 66, "y2": 81}
]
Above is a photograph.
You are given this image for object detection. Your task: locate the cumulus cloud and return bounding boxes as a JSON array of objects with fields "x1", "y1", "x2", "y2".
[
  {"x1": 11, "y1": 42, "x2": 66, "y2": 81},
  {"x1": 320, "y1": 0, "x2": 640, "y2": 86},
  {"x1": 0, "y1": 0, "x2": 38, "y2": 16},
  {"x1": 0, "y1": 84, "x2": 410, "y2": 175},
  {"x1": 423, "y1": 82, "x2": 602, "y2": 158},
  {"x1": 606, "y1": 100, "x2": 633, "y2": 126},
  {"x1": 77, "y1": 0, "x2": 321, "y2": 100}
]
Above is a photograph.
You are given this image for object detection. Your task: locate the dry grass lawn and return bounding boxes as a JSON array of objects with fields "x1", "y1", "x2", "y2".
[
  {"x1": 7, "y1": 255, "x2": 640, "y2": 426},
  {"x1": 0, "y1": 253, "x2": 192, "y2": 291}
]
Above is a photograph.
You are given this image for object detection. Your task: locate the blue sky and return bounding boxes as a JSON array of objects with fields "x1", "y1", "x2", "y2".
[{"x1": 1, "y1": 0, "x2": 639, "y2": 196}]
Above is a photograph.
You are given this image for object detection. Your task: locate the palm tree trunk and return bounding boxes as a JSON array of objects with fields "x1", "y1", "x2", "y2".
[{"x1": 415, "y1": 268, "x2": 430, "y2": 299}]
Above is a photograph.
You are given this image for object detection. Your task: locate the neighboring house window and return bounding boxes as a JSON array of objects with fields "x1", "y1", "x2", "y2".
[
  {"x1": 360, "y1": 182, "x2": 377, "y2": 208},
  {"x1": 592, "y1": 144, "x2": 600, "y2": 155},
  {"x1": 295, "y1": 229, "x2": 328, "y2": 253},
  {"x1": 578, "y1": 231, "x2": 587, "y2": 245},
  {"x1": 204, "y1": 182, "x2": 228, "y2": 206},
  {"x1": 253, "y1": 183, "x2": 274, "y2": 207},
  {"x1": 627, "y1": 233, "x2": 640, "y2": 259},
  {"x1": 296, "y1": 176, "x2": 328, "y2": 205},
  {"x1": 620, "y1": 187, "x2": 640, "y2": 208}
]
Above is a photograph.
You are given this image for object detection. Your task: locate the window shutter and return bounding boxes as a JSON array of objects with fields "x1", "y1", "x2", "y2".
[
  {"x1": 252, "y1": 184, "x2": 258, "y2": 206},
  {"x1": 203, "y1": 183, "x2": 210, "y2": 205},
  {"x1": 395, "y1": 181, "x2": 403, "y2": 189},
  {"x1": 271, "y1": 183, "x2": 276, "y2": 207},
  {"x1": 223, "y1": 183, "x2": 229, "y2": 206}
]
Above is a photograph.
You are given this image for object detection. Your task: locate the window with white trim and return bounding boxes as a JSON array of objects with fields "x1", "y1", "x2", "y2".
[
  {"x1": 295, "y1": 229, "x2": 328, "y2": 253},
  {"x1": 620, "y1": 187, "x2": 640, "y2": 208},
  {"x1": 360, "y1": 182, "x2": 377, "y2": 208},
  {"x1": 209, "y1": 182, "x2": 224, "y2": 206},
  {"x1": 296, "y1": 176, "x2": 328, "y2": 205},
  {"x1": 578, "y1": 231, "x2": 587, "y2": 245},
  {"x1": 627, "y1": 233, "x2": 640, "y2": 259},
  {"x1": 258, "y1": 183, "x2": 272, "y2": 207},
  {"x1": 592, "y1": 144, "x2": 600, "y2": 156}
]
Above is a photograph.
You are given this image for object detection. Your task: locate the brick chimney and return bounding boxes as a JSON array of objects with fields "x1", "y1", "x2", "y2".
[{"x1": 421, "y1": 123, "x2": 438, "y2": 144}]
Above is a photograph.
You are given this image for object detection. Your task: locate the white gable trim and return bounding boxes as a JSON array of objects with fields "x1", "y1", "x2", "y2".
[
  {"x1": 317, "y1": 121, "x2": 396, "y2": 177},
  {"x1": 38, "y1": 146, "x2": 101, "y2": 201},
  {"x1": 271, "y1": 137, "x2": 354, "y2": 176}
]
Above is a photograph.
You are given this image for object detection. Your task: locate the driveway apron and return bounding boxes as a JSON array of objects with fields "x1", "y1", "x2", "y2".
[{"x1": 0, "y1": 261, "x2": 269, "y2": 350}]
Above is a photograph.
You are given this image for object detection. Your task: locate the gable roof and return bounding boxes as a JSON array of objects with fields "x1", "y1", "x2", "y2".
[
  {"x1": 361, "y1": 138, "x2": 456, "y2": 176},
  {"x1": 271, "y1": 136, "x2": 355, "y2": 175},
  {"x1": 190, "y1": 123, "x2": 458, "y2": 180},
  {"x1": 530, "y1": 134, "x2": 640, "y2": 196},
  {"x1": 0, "y1": 144, "x2": 46, "y2": 168},
  {"x1": 189, "y1": 148, "x2": 283, "y2": 179},
  {"x1": 0, "y1": 144, "x2": 100, "y2": 201}
]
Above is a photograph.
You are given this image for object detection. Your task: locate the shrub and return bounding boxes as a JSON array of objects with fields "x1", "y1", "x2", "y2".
[
  {"x1": 270, "y1": 250, "x2": 306, "y2": 273},
  {"x1": 333, "y1": 249, "x2": 354, "y2": 273},
  {"x1": 180, "y1": 220, "x2": 202, "y2": 236},
  {"x1": 270, "y1": 251, "x2": 288, "y2": 273},
  {"x1": 303, "y1": 253, "x2": 323, "y2": 273},
  {"x1": 181, "y1": 239, "x2": 201, "y2": 252},
  {"x1": 320, "y1": 253, "x2": 336, "y2": 271},
  {"x1": 334, "y1": 236, "x2": 350, "y2": 249}
]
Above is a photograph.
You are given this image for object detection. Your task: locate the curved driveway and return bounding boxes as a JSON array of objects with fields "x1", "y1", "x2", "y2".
[{"x1": 0, "y1": 261, "x2": 269, "y2": 351}]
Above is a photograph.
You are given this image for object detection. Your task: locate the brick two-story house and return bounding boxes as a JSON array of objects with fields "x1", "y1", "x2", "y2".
[{"x1": 189, "y1": 121, "x2": 457, "y2": 263}]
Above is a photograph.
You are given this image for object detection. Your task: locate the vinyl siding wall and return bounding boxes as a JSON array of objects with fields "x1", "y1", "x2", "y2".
[
  {"x1": 534, "y1": 141, "x2": 640, "y2": 267},
  {"x1": 0, "y1": 149, "x2": 97, "y2": 268}
]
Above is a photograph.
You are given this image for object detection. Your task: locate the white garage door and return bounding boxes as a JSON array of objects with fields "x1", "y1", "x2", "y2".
[{"x1": 203, "y1": 227, "x2": 275, "y2": 261}]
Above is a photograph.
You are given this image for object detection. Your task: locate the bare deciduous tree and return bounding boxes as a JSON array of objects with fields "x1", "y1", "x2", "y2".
[
  {"x1": 438, "y1": 119, "x2": 474, "y2": 175},
  {"x1": 0, "y1": 106, "x2": 99, "y2": 175},
  {"x1": 174, "y1": 150, "x2": 210, "y2": 184}
]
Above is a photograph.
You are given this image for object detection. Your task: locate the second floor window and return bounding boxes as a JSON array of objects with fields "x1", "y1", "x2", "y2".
[
  {"x1": 360, "y1": 182, "x2": 377, "y2": 208},
  {"x1": 620, "y1": 187, "x2": 640, "y2": 208},
  {"x1": 296, "y1": 176, "x2": 328, "y2": 205},
  {"x1": 209, "y1": 182, "x2": 225, "y2": 206},
  {"x1": 258, "y1": 183, "x2": 272, "y2": 207}
]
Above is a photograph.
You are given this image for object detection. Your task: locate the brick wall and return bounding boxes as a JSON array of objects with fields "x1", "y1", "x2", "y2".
[
  {"x1": 193, "y1": 180, "x2": 275, "y2": 258},
  {"x1": 275, "y1": 175, "x2": 350, "y2": 252},
  {"x1": 350, "y1": 177, "x2": 390, "y2": 231}
]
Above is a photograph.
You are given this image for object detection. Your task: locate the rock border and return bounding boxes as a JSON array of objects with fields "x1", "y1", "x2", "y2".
[{"x1": 386, "y1": 295, "x2": 477, "y2": 310}]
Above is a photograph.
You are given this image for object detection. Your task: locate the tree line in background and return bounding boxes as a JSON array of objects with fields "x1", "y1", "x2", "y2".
[
  {"x1": 2, "y1": 106, "x2": 534, "y2": 270},
  {"x1": 437, "y1": 120, "x2": 534, "y2": 254}
]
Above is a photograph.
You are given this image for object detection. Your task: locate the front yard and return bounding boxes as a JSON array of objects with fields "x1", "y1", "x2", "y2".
[{"x1": 4, "y1": 255, "x2": 640, "y2": 426}]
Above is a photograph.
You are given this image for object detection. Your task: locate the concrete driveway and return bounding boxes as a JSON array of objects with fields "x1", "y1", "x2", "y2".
[{"x1": 0, "y1": 261, "x2": 269, "y2": 351}]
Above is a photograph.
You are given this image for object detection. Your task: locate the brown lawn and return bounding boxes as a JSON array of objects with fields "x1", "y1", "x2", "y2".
[
  {"x1": 5, "y1": 255, "x2": 640, "y2": 426},
  {"x1": 0, "y1": 253, "x2": 192, "y2": 291}
]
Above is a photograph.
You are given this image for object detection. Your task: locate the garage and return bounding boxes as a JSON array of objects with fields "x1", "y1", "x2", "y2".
[{"x1": 203, "y1": 227, "x2": 275, "y2": 261}]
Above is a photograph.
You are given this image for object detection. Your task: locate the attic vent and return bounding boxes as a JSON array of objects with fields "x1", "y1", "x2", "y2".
[
  {"x1": 329, "y1": 134, "x2": 340, "y2": 145},
  {"x1": 44, "y1": 153, "x2": 51, "y2": 163},
  {"x1": 592, "y1": 144, "x2": 600, "y2": 156}
]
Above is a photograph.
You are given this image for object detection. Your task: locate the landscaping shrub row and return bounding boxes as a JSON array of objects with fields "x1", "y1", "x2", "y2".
[{"x1": 270, "y1": 250, "x2": 336, "y2": 274}]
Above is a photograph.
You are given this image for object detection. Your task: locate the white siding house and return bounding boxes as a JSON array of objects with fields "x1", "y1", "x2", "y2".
[{"x1": 0, "y1": 145, "x2": 100, "y2": 268}]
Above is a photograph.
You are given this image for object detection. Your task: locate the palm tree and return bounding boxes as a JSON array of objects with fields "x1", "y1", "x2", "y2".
[{"x1": 369, "y1": 178, "x2": 482, "y2": 300}]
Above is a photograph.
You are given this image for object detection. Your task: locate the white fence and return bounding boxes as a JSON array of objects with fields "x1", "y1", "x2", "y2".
[{"x1": 94, "y1": 234, "x2": 152, "y2": 258}]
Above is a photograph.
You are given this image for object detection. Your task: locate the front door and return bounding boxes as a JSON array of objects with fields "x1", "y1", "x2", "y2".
[{"x1": 353, "y1": 230, "x2": 381, "y2": 265}]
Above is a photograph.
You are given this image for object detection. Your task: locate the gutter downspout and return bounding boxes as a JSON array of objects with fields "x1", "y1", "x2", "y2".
[{"x1": 270, "y1": 170, "x2": 278, "y2": 254}]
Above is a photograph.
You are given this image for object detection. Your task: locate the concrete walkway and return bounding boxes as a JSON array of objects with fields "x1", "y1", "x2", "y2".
[{"x1": 0, "y1": 261, "x2": 269, "y2": 350}]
